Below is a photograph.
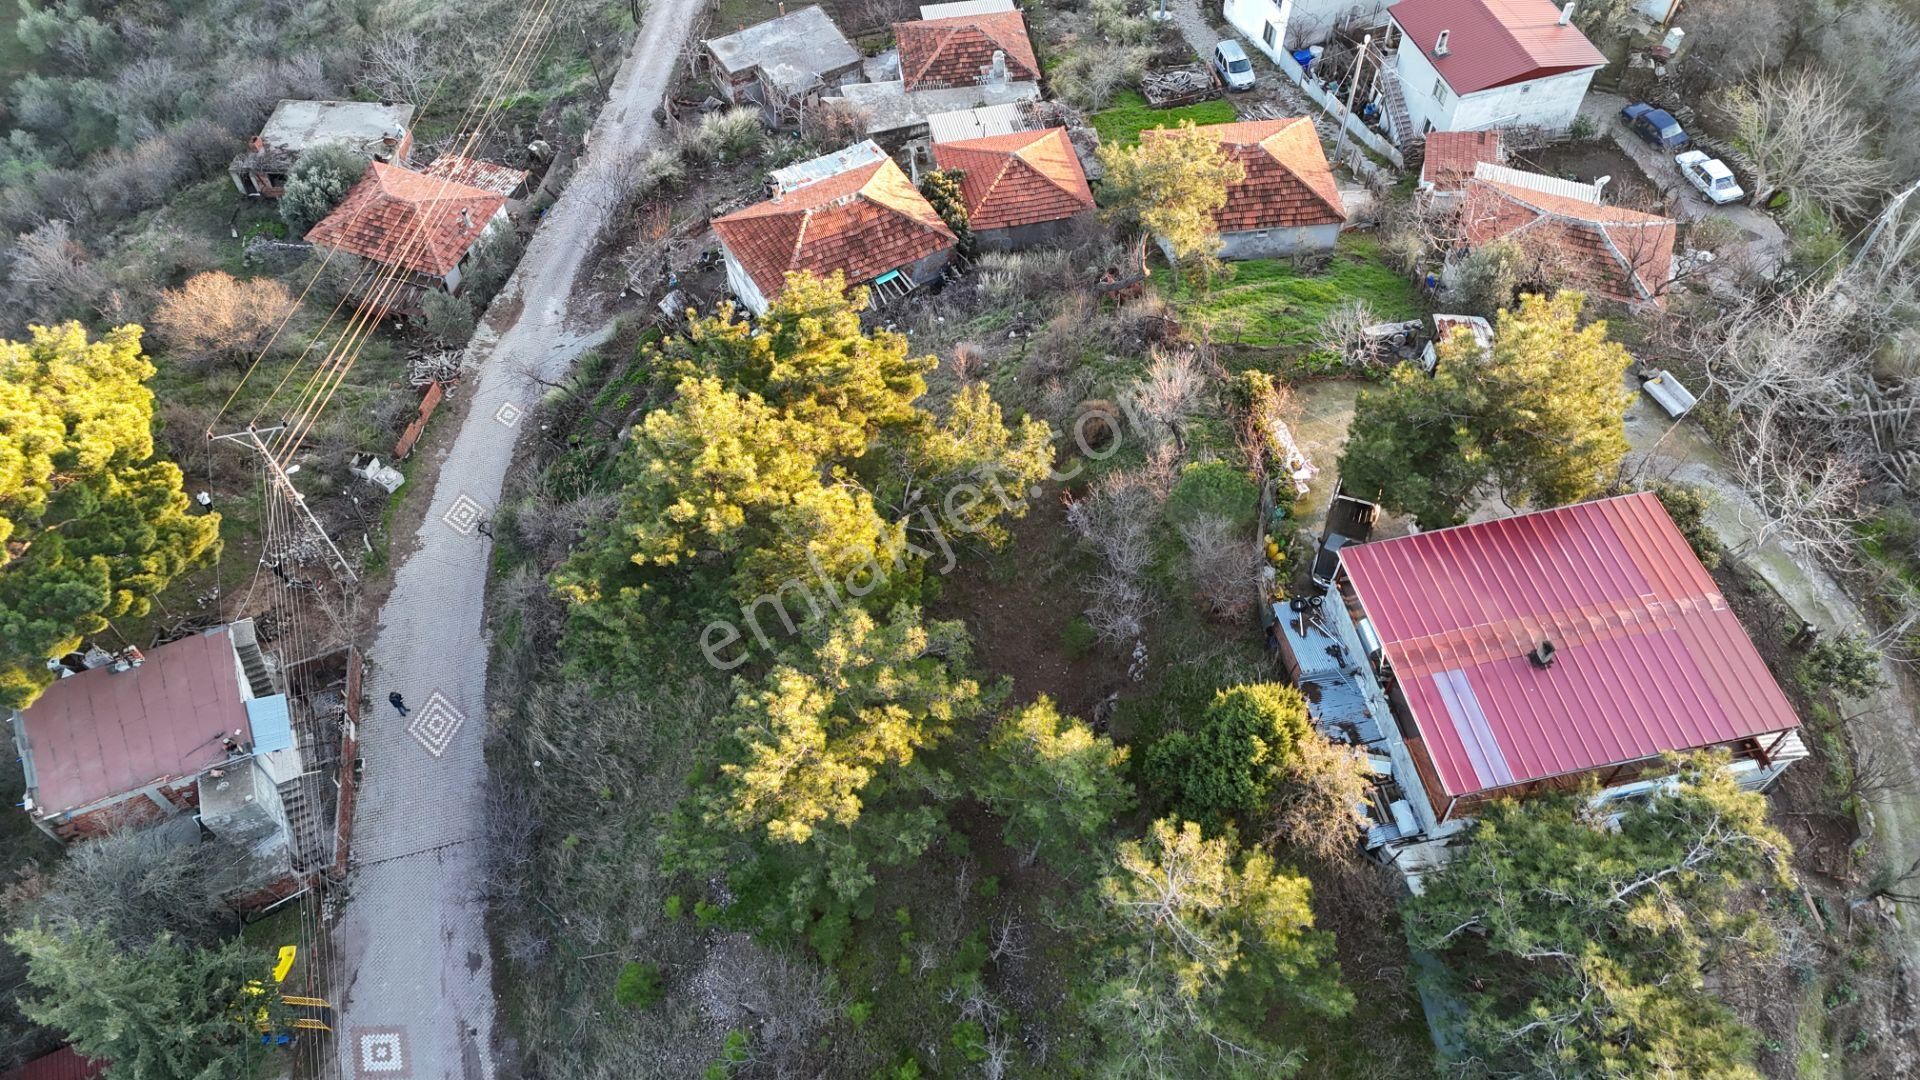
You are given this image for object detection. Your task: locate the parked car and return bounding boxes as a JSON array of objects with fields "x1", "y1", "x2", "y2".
[
  {"x1": 1621, "y1": 102, "x2": 1689, "y2": 149},
  {"x1": 1213, "y1": 40, "x2": 1255, "y2": 91},
  {"x1": 1675, "y1": 150, "x2": 1744, "y2": 204}
]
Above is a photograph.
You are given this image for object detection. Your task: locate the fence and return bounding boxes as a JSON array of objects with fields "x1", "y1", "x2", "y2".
[
  {"x1": 392, "y1": 380, "x2": 451, "y2": 460},
  {"x1": 1273, "y1": 50, "x2": 1406, "y2": 169}
]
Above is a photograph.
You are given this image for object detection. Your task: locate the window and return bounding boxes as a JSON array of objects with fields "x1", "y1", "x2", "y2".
[
  {"x1": 1263, "y1": 21, "x2": 1277, "y2": 48},
  {"x1": 1431, "y1": 78, "x2": 1447, "y2": 103},
  {"x1": 1520, "y1": 83, "x2": 1532, "y2": 94}
]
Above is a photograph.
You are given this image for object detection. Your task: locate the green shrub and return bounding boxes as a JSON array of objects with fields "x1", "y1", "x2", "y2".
[
  {"x1": 1165, "y1": 460, "x2": 1260, "y2": 529},
  {"x1": 1802, "y1": 632, "x2": 1886, "y2": 699},
  {"x1": 1060, "y1": 616, "x2": 1097, "y2": 658},
  {"x1": 280, "y1": 142, "x2": 369, "y2": 236},
  {"x1": 1144, "y1": 683, "x2": 1312, "y2": 828},
  {"x1": 613, "y1": 961, "x2": 664, "y2": 1009},
  {"x1": 419, "y1": 290, "x2": 477, "y2": 346},
  {"x1": 663, "y1": 895, "x2": 683, "y2": 920},
  {"x1": 847, "y1": 1000, "x2": 873, "y2": 1027},
  {"x1": 951, "y1": 1019, "x2": 989, "y2": 1063},
  {"x1": 1651, "y1": 482, "x2": 1720, "y2": 570}
]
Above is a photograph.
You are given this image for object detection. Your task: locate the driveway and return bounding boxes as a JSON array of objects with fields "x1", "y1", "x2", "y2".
[
  {"x1": 1579, "y1": 90, "x2": 1788, "y2": 281},
  {"x1": 327, "y1": 1, "x2": 705, "y2": 1076}
]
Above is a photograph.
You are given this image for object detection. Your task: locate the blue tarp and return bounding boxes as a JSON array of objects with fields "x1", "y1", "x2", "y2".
[{"x1": 245, "y1": 694, "x2": 294, "y2": 754}]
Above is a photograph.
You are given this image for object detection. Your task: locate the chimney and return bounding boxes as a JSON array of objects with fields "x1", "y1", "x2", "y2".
[
  {"x1": 249, "y1": 135, "x2": 264, "y2": 153},
  {"x1": 459, "y1": 207, "x2": 474, "y2": 230},
  {"x1": 1433, "y1": 29, "x2": 1450, "y2": 56},
  {"x1": 1528, "y1": 639, "x2": 1557, "y2": 669},
  {"x1": 382, "y1": 131, "x2": 399, "y2": 151},
  {"x1": 988, "y1": 49, "x2": 1008, "y2": 83},
  {"x1": 1559, "y1": 2, "x2": 1574, "y2": 26}
]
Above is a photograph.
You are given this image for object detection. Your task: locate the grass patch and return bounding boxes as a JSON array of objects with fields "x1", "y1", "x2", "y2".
[
  {"x1": 1161, "y1": 234, "x2": 1424, "y2": 352},
  {"x1": 1090, "y1": 90, "x2": 1239, "y2": 147}
]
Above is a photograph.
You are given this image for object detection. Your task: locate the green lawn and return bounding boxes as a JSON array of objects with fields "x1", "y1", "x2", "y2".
[
  {"x1": 1163, "y1": 235, "x2": 1425, "y2": 352},
  {"x1": 1090, "y1": 90, "x2": 1239, "y2": 147}
]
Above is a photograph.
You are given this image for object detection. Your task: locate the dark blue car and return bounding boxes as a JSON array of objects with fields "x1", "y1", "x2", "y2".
[{"x1": 1621, "y1": 102, "x2": 1689, "y2": 150}]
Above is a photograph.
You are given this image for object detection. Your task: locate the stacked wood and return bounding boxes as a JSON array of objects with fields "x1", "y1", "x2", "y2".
[{"x1": 1141, "y1": 64, "x2": 1221, "y2": 107}]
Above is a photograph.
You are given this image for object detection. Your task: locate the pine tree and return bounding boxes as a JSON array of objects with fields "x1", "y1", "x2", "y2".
[
  {"x1": 919, "y1": 169, "x2": 976, "y2": 257},
  {"x1": 1401, "y1": 757, "x2": 1789, "y2": 1078},
  {"x1": 1097, "y1": 121, "x2": 1246, "y2": 267},
  {"x1": 9, "y1": 923, "x2": 279, "y2": 1080},
  {"x1": 973, "y1": 696, "x2": 1132, "y2": 872},
  {"x1": 1339, "y1": 291, "x2": 1633, "y2": 527},
  {"x1": 1086, "y1": 819, "x2": 1351, "y2": 1077},
  {"x1": 1144, "y1": 683, "x2": 1313, "y2": 831},
  {"x1": 1, "y1": 323, "x2": 221, "y2": 709}
]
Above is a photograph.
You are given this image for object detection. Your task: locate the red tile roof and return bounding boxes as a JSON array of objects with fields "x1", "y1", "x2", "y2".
[
  {"x1": 1339, "y1": 493, "x2": 1801, "y2": 800},
  {"x1": 304, "y1": 161, "x2": 505, "y2": 277},
  {"x1": 420, "y1": 154, "x2": 529, "y2": 199},
  {"x1": 1421, "y1": 129, "x2": 1503, "y2": 192},
  {"x1": 1, "y1": 1048, "x2": 107, "y2": 1080},
  {"x1": 1391, "y1": 0, "x2": 1608, "y2": 95},
  {"x1": 712, "y1": 157, "x2": 956, "y2": 300},
  {"x1": 1147, "y1": 118, "x2": 1345, "y2": 233},
  {"x1": 931, "y1": 127, "x2": 1093, "y2": 232},
  {"x1": 895, "y1": 11, "x2": 1040, "y2": 90},
  {"x1": 17, "y1": 628, "x2": 251, "y2": 814},
  {"x1": 1459, "y1": 176, "x2": 1675, "y2": 305}
]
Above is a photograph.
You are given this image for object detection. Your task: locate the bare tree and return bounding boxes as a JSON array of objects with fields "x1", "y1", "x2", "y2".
[
  {"x1": 1263, "y1": 736, "x2": 1372, "y2": 864},
  {"x1": 1730, "y1": 404, "x2": 1867, "y2": 562},
  {"x1": 1702, "y1": 277, "x2": 1862, "y2": 414},
  {"x1": 1178, "y1": 514, "x2": 1261, "y2": 622},
  {"x1": 1123, "y1": 347, "x2": 1204, "y2": 450},
  {"x1": 1726, "y1": 70, "x2": 1890, "y2": 216},
  {"x1": 1068, "y1": 463, "x2": 1171, "y2": 647},
  {"x1": 9, "y1": 219, "x2": 108, "y2": 323},
  {"x1": 358, "y1": 30, "x2": 435, "y2": 105},
  {"x1": 151, "y1": 271, "x2": 299, "y2": 369},
  {"x1": 1315, "y1": 298, "x2": 1383, "y2": 370}
]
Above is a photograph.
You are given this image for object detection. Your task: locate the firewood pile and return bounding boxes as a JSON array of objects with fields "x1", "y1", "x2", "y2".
[
  {"x1": 1141, "y1": 64, "x2": 1220, "y2": 107},
  {"x1": 407, "y1": 350, "x2": 464, "y2": 387}
]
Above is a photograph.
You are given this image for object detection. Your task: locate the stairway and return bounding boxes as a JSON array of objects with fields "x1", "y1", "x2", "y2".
[
  {"x1": 1372, "y1": 47, "x2": 1415, "y2": 151},
  {"x1": 229, "y1": 617, "x2": 279, "y2": 698}
]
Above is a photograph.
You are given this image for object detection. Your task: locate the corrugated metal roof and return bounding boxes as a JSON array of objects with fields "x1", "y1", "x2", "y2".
[
  {"x1": 1338, "y1": 493, "x2": 1801, "y2": 799},
  {"x1": 1472, "y1": 161, "x2": 1601, "y2": 203},
  {"x1": 927, "y1": 101, "x2": 1039, "y2": 143},
  {"x1": 0, "y1": 1047, "x2": 107, "y2": 1080},
  {"x1": 15, "y1": 628, "x2": 251, "y2": 814},
  {"x1": 1390, "y1": 0, "x2": 1608, "y2": 95},
  {"x1": 245, "y1": 694, "x2": 294, "y2": 754}
]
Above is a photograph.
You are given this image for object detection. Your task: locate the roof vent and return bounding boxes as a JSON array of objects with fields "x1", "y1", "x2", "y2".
[
  {"x1": 1434, "y1": 29, "x2": 1450, "y2": 56},
  {"x1": 1559, "y1": 2, "x2": 1575, "y2": 26},
  {"x1": 1529, "y1": 639, "x2": 1557, "y2": 668}
]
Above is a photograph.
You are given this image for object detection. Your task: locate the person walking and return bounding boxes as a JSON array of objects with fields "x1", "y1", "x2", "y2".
[{"x1": 389, "y1": 691, "x2": 409, "y2": 716}]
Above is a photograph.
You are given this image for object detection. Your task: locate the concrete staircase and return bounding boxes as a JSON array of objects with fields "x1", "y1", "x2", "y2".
[{"x1": 230, "y1": 618, "x2": 279, "y2": 698}]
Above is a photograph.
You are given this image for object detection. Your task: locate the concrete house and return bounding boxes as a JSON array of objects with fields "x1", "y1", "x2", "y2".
[
  {"x1": 304, "y1": 160, "x2": 510, "y2": 302},
  {"x1": 705, "y1": 6, "x2": 863, "y2": 116},
  {"x1": 1457, "y1": 164, "x2": 1675, "y2": 306},
  {"x1": 1225, "y1": 0, "x2": 1391, "y2": 52},
  {"x1": 1385, "y1": 0, "x2": 1607, "y2": 139},
  {"x1": 711, "y1": 141, "x2": 957, "y2": 314},
  {"x1": 9, "y1": 622, "x2": 300, "y2": 845},
  {"x1": 230, "y1": 99, "x2": 415, "y2": 198},
  {"x1": 1275, "y1": 493, "x2": 1807, "y2": 881},
  {"x1": 1144, "y1": 118, "x2": 1346, "y2": 260},
  {"x1": 930, "y1": 127, "x2": 1094, "y2": 251}
]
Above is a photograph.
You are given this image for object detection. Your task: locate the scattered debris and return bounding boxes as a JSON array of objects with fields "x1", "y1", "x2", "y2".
[{"x1": 1141, "y1": 64, "x2": 1220, "y2": 108}]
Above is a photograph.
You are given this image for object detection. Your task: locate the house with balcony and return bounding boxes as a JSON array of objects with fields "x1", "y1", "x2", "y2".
[{"x1": 1275, "y1": 492, "x2": 1807, "y2": 885}]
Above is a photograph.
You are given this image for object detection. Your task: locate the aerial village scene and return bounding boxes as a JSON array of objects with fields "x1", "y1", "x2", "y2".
[{"x1": 4, "y1": 0, "x2": 1920, "y2": 1076}]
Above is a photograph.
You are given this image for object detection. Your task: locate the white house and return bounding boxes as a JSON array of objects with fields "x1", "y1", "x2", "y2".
[
  {"x1": 1225, "y1": 0, "x2": 1389, "y2": 52},
  {"x1": 1384, "y1": 0, "x2": 1607, "y2": 139}
]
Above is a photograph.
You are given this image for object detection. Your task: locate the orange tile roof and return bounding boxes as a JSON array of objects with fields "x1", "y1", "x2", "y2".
[
  {"x1": 1460, "y1": 176, "x2": 1676, "y2": 305},
  {"x1": 895, "y1": 11, "x2": 1040, "y2": 90},
  {"x1": 304, "y1": 160, "x2": 505, "y2": 277},
  {"x1": 420, "y1": 154, "x2": 529, "y2": 199},
  {"x1": 1421, "y1": 129, "x2": 1503, "y2": 192},
  {"x1": 1148, "y1": 118, "x2": 1346, "y2": 233},
  {"x1": 712, "y1": 157, "x2": 957, "y2": 300},
  {"x1": 931, "y1": 127, "x2": 1093, "y2": 232}
]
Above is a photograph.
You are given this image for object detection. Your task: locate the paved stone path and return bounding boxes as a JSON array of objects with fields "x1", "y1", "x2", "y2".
[{"x1": 329, "y1": 2, "x2": 704, "y2": 1076}]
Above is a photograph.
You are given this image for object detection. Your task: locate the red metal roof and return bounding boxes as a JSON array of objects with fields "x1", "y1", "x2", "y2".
[
  {"x1": 304, "y1": 160, "x2": 506, "y2": 277},
  {"x1": 16, "y1": 628, "x2": 251, "y2": 813},
  {"x1": 1338, "y1": 493, "x2": 1801, "y2": 799},
  {"x1": 931, "y1": 127, "x2": 1093, "y2": 232},
  {"x1": 712, "y1": 156, "x2": 956, "y2": 300},
  {"x1": 1390, "y1": 0, "x2": 1607, "y2": 95},
  {"x1": 894, "y1": 11, "x2": 1040, "y2": 90},
  {"x1": 1, "y1": 1048, "x2": 107, "y2": 1080}
]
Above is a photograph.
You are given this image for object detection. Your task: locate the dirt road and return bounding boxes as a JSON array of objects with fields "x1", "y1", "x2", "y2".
[{"x1": 328, "y1": 2, "x2": 704, "y2": 1076}]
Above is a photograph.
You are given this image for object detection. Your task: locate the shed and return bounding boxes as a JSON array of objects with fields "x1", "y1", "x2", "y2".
[
  {"x1": 930, "y1": 127, "x2": 1093, "y2": 251},
  {"x1": 705, "y1": 6, "x2": 863, "y2": 113},
  {"x1": 0, "y1": 1047, "x2": 106, "y2": 1080},
  {"x1": 230, "y1": 100, "x2": 415, "y2": 198}
]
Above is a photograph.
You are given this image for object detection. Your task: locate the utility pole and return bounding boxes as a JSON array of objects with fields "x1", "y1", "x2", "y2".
[
  {"x1": 1329, "y1": 34, "x2": 1372, "y2": 166},
  {"x1": 1851, "y1": 175, "x2": 1920, "y2": 275},
  {"x1": 209, "y1": 425, "x2": 359, "y2": 582}
]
